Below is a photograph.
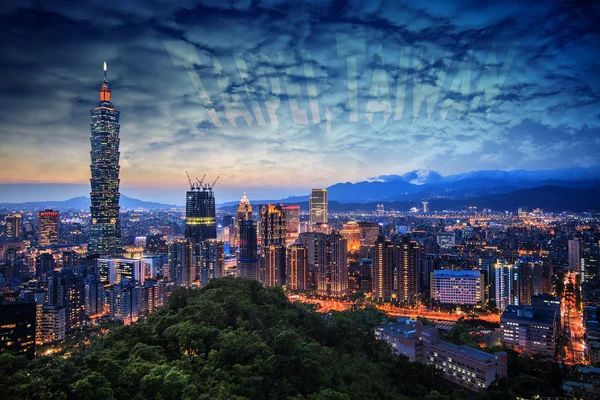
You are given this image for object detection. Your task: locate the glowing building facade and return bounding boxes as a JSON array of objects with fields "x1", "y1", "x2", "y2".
[
  {"x1": 88, "y1": 64, "x2": 123, "y2": 257},
  {"x1": 38, "y1": 210, "x2": 59, "y2": 247},
  {"x1": 309, "y1": 189, "x2": 328, "y2": 226}
]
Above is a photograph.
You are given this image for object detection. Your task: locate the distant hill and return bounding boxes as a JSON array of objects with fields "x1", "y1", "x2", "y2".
[
  {"x1": 219, "y1": 186, "x2": 600, "y2": 213},
  {"x1": 0, "y1": 195, "x2": 176, "y2": 210}
]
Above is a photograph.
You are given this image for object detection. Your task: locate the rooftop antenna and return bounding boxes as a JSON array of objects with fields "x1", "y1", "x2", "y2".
[{"x1": 103, "y1": 61, "x2": 107, "y2": 81}]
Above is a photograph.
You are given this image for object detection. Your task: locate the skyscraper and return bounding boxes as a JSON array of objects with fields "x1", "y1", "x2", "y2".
[
  {"x1": 5, "y1": 214, "x2": 22, "y2": 241},
  {"x1": 185, "y1": 182, "x2": 217, "y2": 243},
  {"x1": 237, "y1": 220, "x2": 258, "y2": 280},
  {"x1": 237, "y1": 192, "x2": 252, "y2": 222},
  {"x1": 259, "y1": 204, "x2": 286, "y2": 286},
  {"x1": 309, "y1": 189, "x2": 328, "y2": 226},
  {"x1": 38, "y1": 209, "x2": 59, "y2": 247},
  {"x1": 233, "y1": 192, "x2": 252, "y2": 248},
  {"x1": 88, "y1": 63, "x2": 123, "y2": 257}
]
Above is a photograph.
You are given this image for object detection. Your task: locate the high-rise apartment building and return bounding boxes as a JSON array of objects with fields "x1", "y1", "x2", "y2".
[
  {"x1": 38, "y1": 209, "x2": 59, "y2": 247},
  {"x1": 316, "y1": 233, "x2": 348, "y2": 297},
  {"x1": 38, "y1": 305, "x2": 66, "y2": 344},
  {"x1": 492, "y1": 261, "x2": 513, "y2": 311},
  {"x1": 167, "y1": 239, "x2": 194, "y2": 287},
  {"x1": 35, "y1": 253, "x2": 55, "y2": 279},
  {"x1": 5, "y1": 214, "x2": 22, "y2": 240},
  {"x1": 88, "y1": 64, "x2": 123, "y2": 257},
  {"x1": 394, "y1": 236, "x2": 421, "y2": 305},
  {"x1": 372, "y1": 236, "x2": 393, "y2": 301},
  {"x1": 287, "y1": 242, "x2": 307, "y2": 291},
  {"x1": 309, "y1": 189, "x2": 328, "y2": 225},
  {"x1": 84, "y1": 274, "x2": 105, "y2": 319},
  {"x1": 197, "y1": 239, "x2": 224, "y2": 285},
  {"x1": 263, "y1": 244, "x2": 286, "y2": 287},
  {"x1": 569, "y1": 238, "x2": 583, "y2": 274},
  {"x1": 106, "y1": 280, "x2": 139, "y2": 325}
]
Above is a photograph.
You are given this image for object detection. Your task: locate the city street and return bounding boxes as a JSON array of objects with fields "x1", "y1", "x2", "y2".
[{"x1": 562, "y1": 272, "x2": 587, "y2": 365}]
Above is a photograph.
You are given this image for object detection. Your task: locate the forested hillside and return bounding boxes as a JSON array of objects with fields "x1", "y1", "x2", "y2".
[{"x1": 1, "y1": 278, "x2": 492, "y2": 399}]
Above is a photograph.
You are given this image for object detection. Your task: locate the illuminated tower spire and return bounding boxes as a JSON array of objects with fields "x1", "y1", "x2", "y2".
[{"x1": 88, "y1": 63, "x2": 123, "y2": 257}]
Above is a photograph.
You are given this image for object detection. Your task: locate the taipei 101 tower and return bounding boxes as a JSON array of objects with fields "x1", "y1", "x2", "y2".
[{"x1": 88, "y1": 63, "x2": 123, "y2": 257}]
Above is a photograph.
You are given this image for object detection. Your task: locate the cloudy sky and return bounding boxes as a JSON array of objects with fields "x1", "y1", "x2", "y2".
[{"x1": 0, "y1": 0, "x2": 598, "y2": 204}]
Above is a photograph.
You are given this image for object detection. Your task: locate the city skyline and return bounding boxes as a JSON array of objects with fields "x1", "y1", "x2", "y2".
[{"x1": 0, "y1": 1, "x2": 599, "y2": 205}]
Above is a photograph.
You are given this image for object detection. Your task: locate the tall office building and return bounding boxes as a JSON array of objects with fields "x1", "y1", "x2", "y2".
[
  {"x1": 259, "y1": 204, "x2": 287, "y2": 245},
  {"x1": 309, "y1": 189, "x2": 328, "y2": 225},
  {"x1": 197, "y1": 239, "x2": 224, "y2": 285},
  {"x1": 185, "y1": 184, "x2": 217, "y2": 242},
  {"x1": 569, "y1": 238, "x2": 583, "y2": 274},
  {"x1": 282, "y1": 205, "x2": 300, "y2": 245},
  {"x1": 237, "y1": 220, "x2": 258, "y2": 280},
  {"x1": 237, "y1": 192, "x2": 252, "y2": 222},
  {"x1": 5, "y1": 214, "x2": 22, "y2": 240},
  {"x1": 38, "y1": 209, "x2": 59, "y2": 247},
  {"x1": 259, "y1": 204, "x2": 287, "y2": 286},
  {"x1": 287, "y1": 242, "x2": 307, "y2": 291},
  {"x1": 167, "y1": 239, "x2": 194, "y2": 287},
  {"x1": 0, "y1": 297, "x2": 36, "y2": 359},
  {"x1": 232, "y1": 192, "x2": 252, "y2": 248},
  {"x1": 316, "y1": 233, "x2": 348, "y2": 297},
  {"x1": 88, "y1": 64, "x2": 123, "y2": 257}
]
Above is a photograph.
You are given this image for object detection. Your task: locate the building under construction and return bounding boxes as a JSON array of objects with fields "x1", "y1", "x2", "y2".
[{"x1": 184, "y1": 172, "x2": 218, "y2": 242}]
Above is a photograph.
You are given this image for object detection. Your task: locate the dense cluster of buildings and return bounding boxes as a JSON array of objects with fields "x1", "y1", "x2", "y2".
[{"x1": 1, "y1": 65, "x2": 600, "y2": 400}]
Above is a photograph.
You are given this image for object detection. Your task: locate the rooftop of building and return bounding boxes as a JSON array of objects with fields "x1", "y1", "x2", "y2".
[
  {"x1": 375, "y1": 319, "x2": 420, "y2": 339},
  {"x1": 437, "y1": 340, "x2": 505, "y2": 362},
  {"x1": 579, "y1": 366, "x2": 600, "y2": 375},
  {"x1": 501, "y1": 305, "x2": 557, "y2": 325},
  {"x1": 433, "y1": 269, "x2": 481, "y2": 278}
]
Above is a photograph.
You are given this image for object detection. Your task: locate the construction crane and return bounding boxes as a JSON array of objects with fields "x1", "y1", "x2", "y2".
[
  {"x1": 209, "y1": 176, "x2": 220, "y2": 190},
  {"x1": 196, "y1": 174, "x2": 206, "y2": 188},
  {"x1": 186, "y1": 171, "x2": 194, "y2": 190}
]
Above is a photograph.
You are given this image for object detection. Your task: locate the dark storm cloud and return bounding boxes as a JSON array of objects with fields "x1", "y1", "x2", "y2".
[{"x1": 0, "y1": 0, "x2": 599, "y2": 204}]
